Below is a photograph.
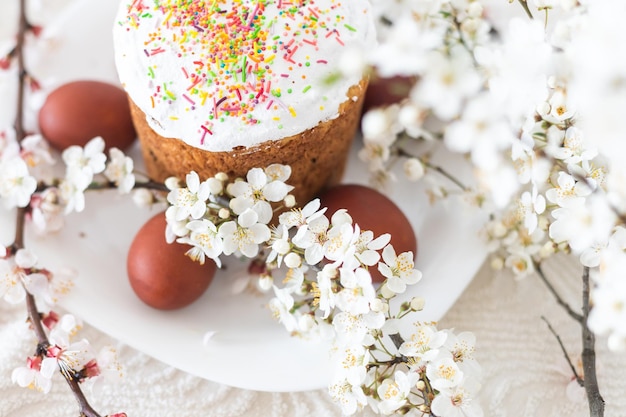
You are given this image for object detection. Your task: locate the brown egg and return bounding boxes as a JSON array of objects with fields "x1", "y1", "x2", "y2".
[
  {"x1": 363, "y1": 75, "x2": 416, "y2": 114},
  {"x1": 39, "y1": 80, "x2": 136, "y2": 151},
  {"x1": 318, "y1": 184, "x2": 417, "y2": 283},
  {"x1": 127, "y1": 212, "x2": 216, "y2": 310}
]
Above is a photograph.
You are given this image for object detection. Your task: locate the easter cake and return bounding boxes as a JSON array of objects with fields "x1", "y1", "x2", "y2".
[{"x1": 113, "y1": 0, "x2": 375, "y2": 204}]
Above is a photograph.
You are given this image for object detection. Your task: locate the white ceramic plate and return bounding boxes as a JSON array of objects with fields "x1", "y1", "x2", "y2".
[{"x1": 0, "y1": 0, "x2": 489, "y2": 392}]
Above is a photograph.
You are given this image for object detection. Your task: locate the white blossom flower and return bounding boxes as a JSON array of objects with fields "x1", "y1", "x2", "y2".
[
  {"x1": 549, "y1": 126, "x2": 598, "y2": 165},
  {"x1": 549, "y1": 196, "x2": 616, "y2": 253},
  {"x1": 403, "y1": 158, "x2": 425, "y2": 182},
  {"x1": 346, "y1": 230, "x2": 390, "y2": 270},
  {"x1": 178, "y1": 219, "x2": 224, "y2": 267},
  {"x1": 19, "y1": 133, "x2": 55, "y2": 169},
  {"x1": 48, "y1": 314, "x2": 83, "y2": 348},
  {"x1": 42, "y1": 339, "x2": 94, "y2": 380},
  {"x1": 370, "y1": 14, "x2": 445, "y2": 77},
  {"x1": 444, "y1": 93, "x2": 516, "y2": 170},
  {"x1": 329, "y1": 377, "x2": 368, "y2": 415},
  {"x1": 333, "y1": 311, "x2": 385, "y2": 346},
  {"x1": 228, "y1": 167, "x2": 293, "y2": 224},
  {"x1": 83, "y1": 346, "x2": 124, "y2": 395},
  {"x1": 41, "y1": 268, "x2": 75, "y2": 309},
  {"x1": 315, "y1": 264, "x2": 338, "y2": 319},
  {"x1": 376, "y1": 371, "x2": 417, "y2": 415},
  {"x1": 335, "y1": 267, "x2": 376, "y2": 315},
  {"x1": 427, "y1": 356, "x2": 464, "y2": 391},
  {"x1": 399, "y1": 323, "x2": 447, "y2": 362},
  {"x1": 0, "y1": 156, "x2": 37, "y2": 208},
  {"x1": 580, "y1": 226, "x2": 626, "y2": 268},
  {"x1": 104, "y1": 148, "x2": 135, "y2": 194},
  {"x1": 266, "y1": 224, "x2": 291, "y2": 267},
  {"x1": 398, "y1": 102, "x2": 428, "y2": 139},
  {"x1": 292, "y1": 210, "x2": 331, "y2": 265},
  {"x1": 504, "y1": 251, "x2": 534, "y2": 278},
  {"x1": 412, "y1": 48, "x2": 482, "y2": 121},
  {"x1": 279, "y1": 198, "x2": 327, "y2": 230},
  {"x1": 324, "y1": 219, "x2": 358, "y2": 266},
  {"x1": 361, "y1": 105, "x2": 401, "y2": 144},
  {"x1": 165, "y1": 206, "x2": 190, "y2": 242},
  {"x1": 331, "y1": 343, "x2": 370, "y2": 386},
  {"x1": 545, "y1": 171, "x2": 591, "y2": 208},
  {"x1": 167, "y1": 171, "x2": 211, "y2": 221},
  {"x1": 269, "y1": 286, "x2": 298, "y2": 332},
  {"x1": 511, "y1": 132, "x2": 551, "y2": 186},
  {"x1": 30, "y1": 188, "x2": 64, "y2": 234},
  {"x1": 431, "y1": 377, "x2": 483, "y2": 417},
  {"x1": 518, "y1": 188, "x2": 546, "y2": 234},
  {"x1": 219, "y1": 208, "x2": 271, "y2": 258},
  {"x1": 62, "y1": 136, "x2": 106, "y2": 184},
  {"x1": 59, "y1": 172, "x2": 90, "y2": 214},
  {"x1": 0, "y1": 128, "x2": 19, "y2": 161},
  {"x1": 476, "y1": 18, "x2": 550, "y2": 124},
  {"x1": 11, "y1": 356, "x2": 53, "y2": 393},
  {"x1": 0, "y1": 249, "x2": 49, "y2": 304},
  {"x1": 588, "y1": 245, "x2": 626, "y2": 345},
  {"x1": 539, "y1": 90, "x2": 575, "y2": 124},
  {"x1": 378, "y1": 245, "x2": 421, "y2": 294}
]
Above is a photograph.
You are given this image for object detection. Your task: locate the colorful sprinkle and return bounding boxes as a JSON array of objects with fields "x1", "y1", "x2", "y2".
[{"x1": 125, "y1": 0, "x2": 358, "y2": 135}]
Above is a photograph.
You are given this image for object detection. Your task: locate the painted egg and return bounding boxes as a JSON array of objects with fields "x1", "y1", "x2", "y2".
[
  {"x1": 127, "y1": 212, "x2": 216, "y2": 310},
  {"x1": 39, "y1": 80, "x2": 136, "y2": 151},
  {"x1": 318, "y1": 184, "x2": 418, "y2": 283},
  {"x1": 363, "y1": 75, "x2": 415, "y2": 113}
]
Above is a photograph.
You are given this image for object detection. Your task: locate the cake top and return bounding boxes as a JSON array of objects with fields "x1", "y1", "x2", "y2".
[{"x1": 113, "y1": 0, "x2": 374, "y2": 152}]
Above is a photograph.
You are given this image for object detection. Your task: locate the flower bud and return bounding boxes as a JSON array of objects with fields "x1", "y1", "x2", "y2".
[
  {"x1": 410, "y1": 296, "x2": 425, "y2": 311},
  {"x1": 467, "y1": 1, "x2": 483, "y2": 18},
  {"x1": 539, "y1": 241, "x2": 555, "y2": 259},
  {"x1": 164, "y1": 176, "x2": 180, "y2": 190},
  {"x1": 273, "y1": 240, "x2": 291, "y2": 255},
  {"x1": 258, "y1": 274, "x2": 273, "y2": 291},
  {"x1": 284, "y1": 252, "x2": 302, "y2": 269},
  {"x1": 218, "y1": 208, "x2": 231, "y2": 219},
  {"x1": 490, "y1": 256, "x2": 504, "y2": 270},
  {"x1": 370, "y1": 298, "x2": 386, "y2": 313},
  {"x1": 380, "y1": 283, "x2": 395, "y2": 299},
  {"x1": 415, "y1": 380, "x2": 426, "y2": 391},
  {"x1": 298, "y1": 314, "x2": 316, "y2": 332},
  {"x1": 284, "y1": 194, "x2": 296, "y2": 208},
  {"x1": 215, "y1": 172, "x2": 229, "y2": 182},
  {"x1": 132, "y1": 188, "x2": 154, "y2": 207},
  {"x1": 403, "y1": 158, "x2": 425, "y2": 182}
]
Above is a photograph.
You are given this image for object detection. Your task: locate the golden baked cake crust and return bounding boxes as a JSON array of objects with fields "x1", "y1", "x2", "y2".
[{"x1": 130, "y1": 80, "x2": 367, "y2": 205}]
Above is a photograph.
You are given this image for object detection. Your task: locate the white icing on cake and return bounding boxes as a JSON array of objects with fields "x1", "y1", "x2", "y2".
[{"x1": 113, "y1": 0, "x2": 375, "y2": 152}]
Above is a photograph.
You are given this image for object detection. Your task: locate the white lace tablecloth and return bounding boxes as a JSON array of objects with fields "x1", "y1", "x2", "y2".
[{"x1": 2, "y1": 254, "x2": 626, "y2": 417}]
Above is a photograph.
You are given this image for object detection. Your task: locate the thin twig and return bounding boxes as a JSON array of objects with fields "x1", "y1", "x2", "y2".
[
  {"x1": 541, "y1": 316, "x2": 583, "y2": 386},
  {"x1": 535, "y1": 260, "x2": 583, "y2": 323},
  {"x1": 12, "y1": 1, "x2": 105, "y2": 416},
  {"x1": 395, "y1": 147, "x2": 469, "y2": 192},
  {"x1": 581, "y1": 266, "x2": 605, "y2": 417},
  {"x1": 14, "y1": 0, "x2": 28, "y2": 142},
  {"x1": 517, "y1": 0, "x2": 534, "y2": 19}
]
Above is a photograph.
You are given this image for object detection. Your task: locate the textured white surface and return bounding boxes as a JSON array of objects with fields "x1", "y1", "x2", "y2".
[{"x1": 2, "y1": 255, "x2": 626, "y2": 416}]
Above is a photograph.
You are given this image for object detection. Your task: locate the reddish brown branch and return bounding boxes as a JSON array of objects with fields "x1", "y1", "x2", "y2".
[
  {"x1": 581, "y1": 267, "x2": 605, "y2": 417},
  {"x1": 11, "y1": 1, "x2": 105, "y2": 416},
  {"x1": 14, "y1": 0, "x2": 28, "y2": 143}
]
